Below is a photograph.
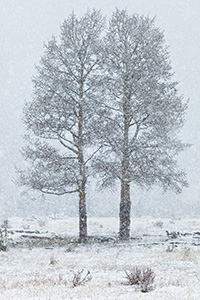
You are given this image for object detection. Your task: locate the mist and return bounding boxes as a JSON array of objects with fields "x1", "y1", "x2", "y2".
[{"x1": 1, "y1": 0, "x2": 200, "y2": 219}]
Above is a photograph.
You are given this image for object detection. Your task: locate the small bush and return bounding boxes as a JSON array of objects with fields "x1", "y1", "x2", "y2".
[
  {"x1": 125, "y1": 267, "x2": 155, "y2": 293},
  {"x1": 153, "y1": 221, "x2": 163, "y2": 228},
  {"x1": 72, "y1": 269, "x2": 92, "y2": 287},
  {"x1": 125, "y1": 268, "x2": 141, "y2": 285},
  {"x1": 38, "y1": 220, "x2": 46, "y2": 228},
  {"x1": 49, "y1": 255, "x2": 57, "y2": 265},
  {"x1": 0, "y1": 220, "x2": 9, "y2": 251},
  {"x1": 140, "y1": 268, "x2": 155, "y2": 292},
  {"x1": 166, "y1": 244, "x2": 176, "y2": 252}
]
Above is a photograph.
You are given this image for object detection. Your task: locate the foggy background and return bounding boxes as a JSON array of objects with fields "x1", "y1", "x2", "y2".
[{"x1": 0, "y1": 0, "x2": 200, "y2": 219}]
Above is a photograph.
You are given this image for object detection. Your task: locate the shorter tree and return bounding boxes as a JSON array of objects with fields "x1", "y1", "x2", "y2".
[{"x1": 18, "y1": 10, "x2": 105, "y2": 242}]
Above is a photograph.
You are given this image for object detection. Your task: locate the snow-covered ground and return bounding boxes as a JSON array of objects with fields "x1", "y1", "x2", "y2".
[{"x1": 1, "y1": 217, "x2": 200, "y2": 299}]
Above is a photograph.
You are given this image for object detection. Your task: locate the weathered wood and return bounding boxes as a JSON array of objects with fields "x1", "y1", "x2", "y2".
[
  {"x1": 21, "y1": 235, "x2": 64, "y2": 240},
  {"x1": 87, "y1": 235, "x2": 116, "y2": 242},
  {"x1": 13, "y1": 230, "x2": 48, "y2": 234}
]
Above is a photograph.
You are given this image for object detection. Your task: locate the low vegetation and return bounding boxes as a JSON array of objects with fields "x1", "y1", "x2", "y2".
[{"x1": 125, "y1": 267, "x2": 156, "y2": 293}]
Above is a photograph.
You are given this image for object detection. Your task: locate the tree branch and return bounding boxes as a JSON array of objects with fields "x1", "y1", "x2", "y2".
[
  {"x1": 84, "y1": 145, "x2": 103, "y2": 166},
  {"x1": 39, "y1": 188, "x2": 79, "y2": 195},
  {"x1": 58, "y1": 135, "x2": 79, "y2": 155}
]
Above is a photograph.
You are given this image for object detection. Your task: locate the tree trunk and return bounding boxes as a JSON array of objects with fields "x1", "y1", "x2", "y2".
[
  {"x1": 77, "y1": 89, "x2": 87, "y2": 243},
  {"x1": 119, "y1": 95, "x2": 131, "y2": 240},
  {"x1": 79, "y1": 188, "x2": 87, "y2": 243},
  {"x1": 119, "y1": 180, "x2": 131, "y2": 240}
]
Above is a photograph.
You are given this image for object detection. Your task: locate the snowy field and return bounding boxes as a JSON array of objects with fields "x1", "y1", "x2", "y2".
[{"x1": 1, "y1": 217, "x2": 200, "y2": 299}]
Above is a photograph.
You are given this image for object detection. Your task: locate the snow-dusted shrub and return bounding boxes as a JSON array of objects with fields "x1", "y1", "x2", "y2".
[
  {"x1": 166, "y1": 244, "x2": 176, "y2": 252},
  {"x1": 49, "y1": 255, "x2": 57, "y2": 265},
  {"x1": 153, "y1": 221, "x2": 163, "y2": 228},
  {"x1": 125, "y1": 268, "x2": 141, "y2": 285},
  {"x1": 125, "y1": 267, "x2": 155, "y2": 292},
  {"x1": 0, "y1": 220, "x2": 8, "y2": 251},
  {"x1": 72, "y1": 269, "x2": 92, "y2": 287},
  {"x1": 65, "y1": 245, "x2": 75, "y2": 252},
  {"x1": 38, "y1": 219, "x2": 46, "y2": 227},
  {"x1": 22, "y1": 224, "x2": 30, "y2": 230},
  {"x1": 140, "y1": 268, "x2": 156, "y2": 292}
]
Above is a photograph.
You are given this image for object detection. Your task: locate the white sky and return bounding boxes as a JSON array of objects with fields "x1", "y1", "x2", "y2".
[{"x1": 0, "y1": 0, "x2": 200, "y2": 216}]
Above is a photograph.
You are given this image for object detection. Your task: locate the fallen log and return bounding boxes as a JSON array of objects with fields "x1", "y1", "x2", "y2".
[
  {"x1": 21, "y1": 235, "x2": 64, "y2": 240},
  {"x1": 13, "y1": 230, "x2": 48, "y2": 234}
]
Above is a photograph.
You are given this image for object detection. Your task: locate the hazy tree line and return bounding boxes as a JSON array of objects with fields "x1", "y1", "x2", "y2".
[{"x1": 17, "y1": 9, "x2": 189, "y2": 242}]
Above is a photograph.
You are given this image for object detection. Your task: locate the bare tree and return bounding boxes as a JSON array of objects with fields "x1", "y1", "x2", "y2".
[
  {"x1": 93, "y1": 9, "x2": 189, "y2": 240},
  {"x1": 18, "y1": 10, "x2": 105, "y2": 242}
]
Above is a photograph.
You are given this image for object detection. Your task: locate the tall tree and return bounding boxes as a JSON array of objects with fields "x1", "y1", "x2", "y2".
[
  {"x1": 18, "y1": 10, "x2": 105, "y2": 242},
  {"x1": 94, "y1": 9, "x2": 189, "y2": 240}
]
